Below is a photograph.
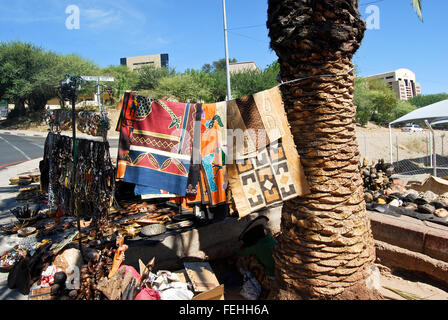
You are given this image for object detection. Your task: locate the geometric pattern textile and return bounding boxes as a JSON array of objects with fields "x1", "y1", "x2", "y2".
[
  {"x1": 227, "y1": 140, "x2": 307, "y2": 217},
  {"x1": 226, "y1": 87, "x2": 309, "y2": 218},
  {"x1": 120, "y1": 94, "x2": 200, "y2": 196}
]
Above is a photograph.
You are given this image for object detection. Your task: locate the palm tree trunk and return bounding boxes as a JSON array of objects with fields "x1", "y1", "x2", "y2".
[{"x1": 267, "y1": 0, "x2": 381, "y2": 299}]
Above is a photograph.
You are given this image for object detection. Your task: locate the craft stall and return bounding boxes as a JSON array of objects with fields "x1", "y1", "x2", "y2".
[{"x1": 0, "y1": 75, "x2": 310, "y2": 300}]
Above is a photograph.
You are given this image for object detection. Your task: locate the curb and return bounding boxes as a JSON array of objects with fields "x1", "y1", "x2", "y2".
[
  {"x1": 375, "y1": 240, "x2": 448, "y2": 288},
  {"x1": 0, "y1": 130, "x2": 48, "y2": 137},
  {"x1": 368, "y1": 210, "x2": 448, "y2": 263}
]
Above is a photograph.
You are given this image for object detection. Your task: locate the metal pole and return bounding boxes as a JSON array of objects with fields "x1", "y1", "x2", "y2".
[
  {"x1": 97, "y1": 79, "x2": 101, "y2": 113},
  {"x1": 389, "y1": 124, "x2": 393, "y2": 164},
  {"x1": 425, "y1": 120, "x2": 434, "y2": 170},
  {"x1": 433, "y1": 131, "x2": 437, "y2": 176},
  {"x1": 222, "y1": 0, "x2": 232, "y2": 101},
  {"x1": 430, "y1": 131, "x2": 433, "y2": 167},
  {"x1": 72, "y1": 97, "x2": 84, "y2": 259}
]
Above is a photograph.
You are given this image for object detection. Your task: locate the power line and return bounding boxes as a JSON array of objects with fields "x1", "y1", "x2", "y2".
[
  {"x1": 228, "y1": 24, "x2": 266, "y2": 31},
  {"x1": 227, "y1": 30, "x2": 269, "y2": 44}
]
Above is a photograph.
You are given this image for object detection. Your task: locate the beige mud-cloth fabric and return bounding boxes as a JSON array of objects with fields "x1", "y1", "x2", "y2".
[{"x1": 227, "y1": 87, "x2": 309, "y2": 218}]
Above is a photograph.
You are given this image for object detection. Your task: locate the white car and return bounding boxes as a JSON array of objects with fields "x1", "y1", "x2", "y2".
[{"x1": 401, "y1": 124, "x2": 424, "y2": 132}]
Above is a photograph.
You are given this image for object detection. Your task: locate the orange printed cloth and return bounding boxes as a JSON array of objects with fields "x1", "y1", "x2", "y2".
[{"x1": 171, "y1": 101, "x2": 228, "y2": 210}]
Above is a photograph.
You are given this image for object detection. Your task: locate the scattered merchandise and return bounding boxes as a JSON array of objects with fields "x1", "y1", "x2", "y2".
[
  {"x1": 141, "y1": 224, "x2": 166, "y2": 237},
  {"x1": 362, "y1": 159, "x2": 448, "y2": 226},
  {"x1": 239, "y1": 269, "x2": 261, "y2": 300},
  {"x1": 10, "y1": 204, "x2": 41, "y2": 224},
  {"x1": 0, "y1": 247, "x2": 28, "y2": 271},
  {"x1": 16, "y1": 186, "x2": 44, "y2": 201},
  {"x1": 17, "y1": 227, "x2": 37, "y2": 237},
  {"x1": 361, "y1": 158, "x2": 395, "y2": 193},
  {"x1": 40, "y1": 132, "x2": 115, "y2": 218},
  {"x1": 166, "y1": 220, "x2": 193, "y2": 231},
  {"x1": 40, "y1": 265, "x2": 63, "y2": 287},
  {"x1": 183, "y1": 262, "x2": 221, "y2": 293},
  {"x1": 29, "y1": 287, "x2": 52, "y2": 301},
  {"x1": 1, "y1": 86, "x2": 314, "y2": 301},
  {"x1": 46, "y1": 109, "x2": 110, "y2": 138}
]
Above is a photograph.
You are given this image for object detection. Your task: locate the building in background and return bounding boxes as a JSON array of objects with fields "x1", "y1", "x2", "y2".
[
  {"x1": 365, "y1": 68, "x2": 422, "y2": 101},
  {"x1": 229, "y1": 61, "x2": 260, "y2": 74},
  {"x1": 120, "y1": 53, "x2": 169, "y2": 71}
]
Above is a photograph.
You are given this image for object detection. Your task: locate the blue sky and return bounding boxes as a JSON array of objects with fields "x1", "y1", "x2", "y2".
[{"x1": 0, "y1": 0, "x2": 446, "y2": 94}]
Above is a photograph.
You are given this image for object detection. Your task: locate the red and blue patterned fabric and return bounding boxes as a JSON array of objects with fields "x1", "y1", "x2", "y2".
[{"x1": 118, "y1": 93, "x2": 200, "y2": 196}]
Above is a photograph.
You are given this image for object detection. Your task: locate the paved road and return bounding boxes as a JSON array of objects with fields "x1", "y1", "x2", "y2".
[
  {"x1": 0, "y1": 134, "x2": 46, "y2": 169},
  {"x1": 0, "y1": 134, "x2": 119, "y2": 170}
]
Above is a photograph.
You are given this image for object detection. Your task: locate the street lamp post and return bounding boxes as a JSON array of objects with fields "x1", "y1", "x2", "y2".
[{"x1": 222, "y1": 0, "x2": 232, "y2": 101}]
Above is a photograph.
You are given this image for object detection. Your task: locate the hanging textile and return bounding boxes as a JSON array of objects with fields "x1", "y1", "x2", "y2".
[
  {"x1": 116, "y1": 92, "x2": 137, "y2": 181},
  {"x1": 40, "y1": 133, "x2": 115, "y2": 217},
  {"x1": 227, "y1": 86, "x2": 287, "y2": 160},
  {"x1": 196, "y1": 101, "x2": 228, "y2": 206},
  {"x1": 116, "y1": 92, "x2": 179, "y2": 198},
  {"x1": 119, "y1": 94, "x2": 200, "y2": 196},
  {"x1": 185, "y1": 103, "x2": 203, "y2": 196},
  {"x1": 226, "y1": 87, "x2": 309, "y2": 218},
  {"x1": 115, "y1": 87, "x2": 308, "y2": 218},
  {"x1": 170, "y1": 101, "x2": 228, "y2": 210}
]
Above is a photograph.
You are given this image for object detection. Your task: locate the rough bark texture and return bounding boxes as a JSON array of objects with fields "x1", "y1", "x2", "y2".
[{"x1": 267, "y1": 0, "x2": 381, "y2": 299}]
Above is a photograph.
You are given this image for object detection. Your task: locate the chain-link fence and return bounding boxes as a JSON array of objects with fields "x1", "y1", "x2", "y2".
[{"x1": 356, "y1": 129, "x2": 448, "y2": 177}]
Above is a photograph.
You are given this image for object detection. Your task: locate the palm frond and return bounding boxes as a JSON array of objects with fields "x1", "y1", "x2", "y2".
[
  {"x1": 411, "y1": 0, "x2": 423, "y2": 22},
  {"x1": 384, "y1": 286, "x2": 426, "y2": 300}
]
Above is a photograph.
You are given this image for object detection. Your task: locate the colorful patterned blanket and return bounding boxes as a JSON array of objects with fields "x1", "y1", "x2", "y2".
[
  {"x1": 226, "y1": 87, "x2": 309, "y2": 218},
  {"x1": 117, "y1": 93, "x2": 200, "y2": 196}
]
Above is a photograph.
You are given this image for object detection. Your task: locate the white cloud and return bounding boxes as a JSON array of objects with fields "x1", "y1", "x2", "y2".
[{"x1": 83, "y1": 8, "x2": 122, "y2": 28}]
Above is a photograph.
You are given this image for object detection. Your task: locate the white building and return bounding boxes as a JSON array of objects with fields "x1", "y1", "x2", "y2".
[
  {"x1": 365, "y1": 68, "x2": 422, "y2": 101},
  {"x1": 229, "y1": 61, "x2": 260, "y2": 74}
]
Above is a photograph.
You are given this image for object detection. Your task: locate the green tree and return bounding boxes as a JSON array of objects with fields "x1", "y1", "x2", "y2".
[
  {"x1": 354, "y1": 77, "x2": 420, "y2": 126},
  {"x1": 354, "y1": 78, "x2": 375, "y2": 126},
  {"x1": 0, "y1": 42, "x2": 47, "y2": 115},
  {"x1": 231, "y1": 66, "x2": 279, "y2": 99},
  {"x1": 408, "y1": 93, "x2": 448, "y2": 108},
  {"x1": 201, "y1": 58, "x2": 237, "y2": 73},
  {"x1": 0, "y1": 42, "x2": 99, "y2": 116},
  {"x1": 101, "y1": 65, "x2": 138, "y2": 102},
  {"x1": 152, "y1": 74, "x2": 212, "y2": 103},
  {"x1": 134, "y1": 65, "x2": 175, "y2": 90},
  {"x1": 368, "y1": 79, "x2": 399, "y2": 126},
  {"x1": 392, "y1": 100, "x2": 417, "y2": 121}
]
